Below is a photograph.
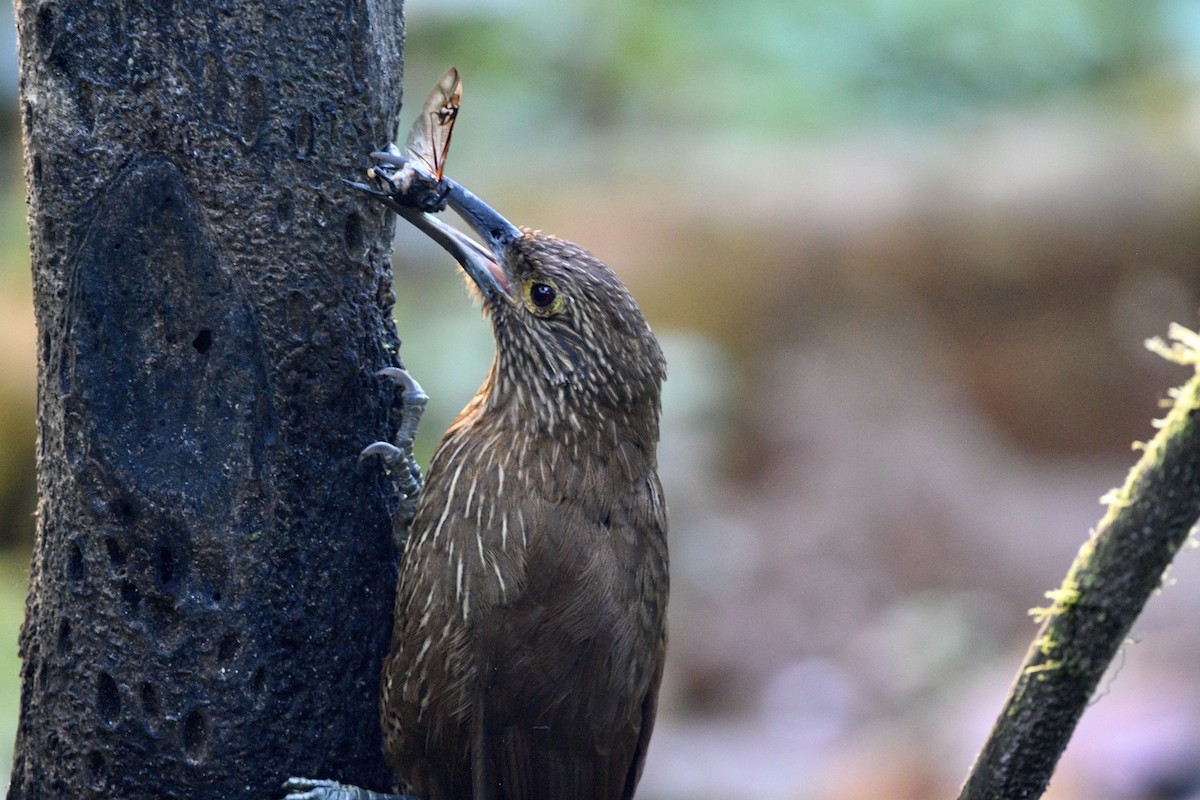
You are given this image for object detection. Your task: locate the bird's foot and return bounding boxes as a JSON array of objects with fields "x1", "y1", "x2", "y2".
[
  {"x1": 360, "y1": 367, "x2": 427, "y2": 544},
  {"x1": 282, "y1": 777, "x2": 418, "y2": 800}
]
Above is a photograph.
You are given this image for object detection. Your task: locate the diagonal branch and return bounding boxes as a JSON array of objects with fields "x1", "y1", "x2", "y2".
[{"x1": 958, "y1": 323, "x2": 1200, "y2": 800}]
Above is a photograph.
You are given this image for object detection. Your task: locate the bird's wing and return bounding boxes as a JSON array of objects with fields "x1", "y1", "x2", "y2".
[{"x1": 474, "y1": 471, "x2": 668, "y2": 800}]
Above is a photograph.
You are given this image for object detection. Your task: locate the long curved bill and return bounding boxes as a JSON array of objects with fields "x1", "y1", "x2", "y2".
[{"x1": 347, "y1": 153, "x2": 522, "y2": 306}]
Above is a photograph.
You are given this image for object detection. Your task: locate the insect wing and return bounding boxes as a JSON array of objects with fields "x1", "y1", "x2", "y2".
[{"x1": 404, "y1": 67, "x2": 462, "y2": 181}]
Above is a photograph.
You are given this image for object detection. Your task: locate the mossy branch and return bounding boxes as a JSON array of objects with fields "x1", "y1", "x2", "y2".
[{"x1": 958, "y1": 323, "x2": 1200, "y2": 800}]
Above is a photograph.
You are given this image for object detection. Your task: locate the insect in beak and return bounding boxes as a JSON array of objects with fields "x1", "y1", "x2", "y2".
[{"x1": 345, "y1": 67, "x2": 520, "y2": 305}]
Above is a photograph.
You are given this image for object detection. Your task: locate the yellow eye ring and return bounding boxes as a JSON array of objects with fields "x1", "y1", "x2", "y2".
[{"x1": 523, "y1": 279, "x2": 565, "y2": 316}]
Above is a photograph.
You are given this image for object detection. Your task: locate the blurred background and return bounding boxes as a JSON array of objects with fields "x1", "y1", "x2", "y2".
[{"x1": 2, "y1": 0, "x2": 1200, "y2": 797}]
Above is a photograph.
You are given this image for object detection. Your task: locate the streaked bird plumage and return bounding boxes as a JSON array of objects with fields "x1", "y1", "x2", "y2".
[
  {"x1": 285, "y1": 68, "x2": 667, "y2": 800},
  {"x1": 382, "y1": 229, "x2": 668, "y2": 799}
]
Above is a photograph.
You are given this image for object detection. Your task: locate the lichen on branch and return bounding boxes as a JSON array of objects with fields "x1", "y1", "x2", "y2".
[{"x1": 958, "y1": 323, "x2": 1200, "y2": 800}]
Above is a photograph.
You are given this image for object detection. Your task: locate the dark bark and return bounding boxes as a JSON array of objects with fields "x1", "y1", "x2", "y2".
[
  {"x1": 10, "y1": 1, "x2": 407, "y2": 797},
  {"x1": 958, "y1": 327, "x2": 1200, "y2": 800}
]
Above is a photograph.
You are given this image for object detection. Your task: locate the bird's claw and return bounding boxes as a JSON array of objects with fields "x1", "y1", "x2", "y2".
[
  {"x1": 361, "y1": 367, "x2": 427, "y2": 546},
  {"x1": 282, "y1": 777, "x2": 415, "y2": 800},
  {"x1": 358, "y1": 441, "x2": 405, "y2": 466},
  {"x1": 377, "y1": 366, "x2": 425, "y2": 397},
  {"x1": 282, "y1": 777, "x2": 349, "y2": 800},
  {"x1": 342, "y1": 179, "x2": 391, "y2": 200}
]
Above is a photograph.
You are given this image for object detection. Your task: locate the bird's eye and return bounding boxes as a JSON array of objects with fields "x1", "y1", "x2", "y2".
[
  {"x1": 530, "y1": 283, "x2": 556, "y2": 308},
  {"x1": 523, "y1": 280, "x2": 564, "y2": 315}
]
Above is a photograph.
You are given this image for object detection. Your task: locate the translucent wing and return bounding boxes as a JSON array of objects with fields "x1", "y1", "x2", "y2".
[{"x1": 404, "y1": 67, "x2": 462, "y2": 181}]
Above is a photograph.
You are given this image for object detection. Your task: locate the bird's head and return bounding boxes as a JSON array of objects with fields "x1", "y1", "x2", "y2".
[{"x1": 376, "y1": 176, "x2": 666, "y2": 442}]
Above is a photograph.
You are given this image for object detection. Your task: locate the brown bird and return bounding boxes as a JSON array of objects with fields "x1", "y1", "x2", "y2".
[{"x1": 286, "y1": 90, "x2": 668, "y2": 800}]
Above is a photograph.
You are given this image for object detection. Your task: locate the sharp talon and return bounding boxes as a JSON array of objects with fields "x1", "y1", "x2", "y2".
[
  {"x1": 377, "y1": 367, "x2": 426, "y2": 399},
  {"x1": 360, "y1": 441, "x2": 404, "y2": 465},
  {"x1": 283, "y1": 777, "x2": 321, "y2": 790},
  {"x1": 361, "y1": 366, "x2": 426, "y2": 541},
  {"x1": 283, "y1": 777, "x2": 410, "y2": 800}
]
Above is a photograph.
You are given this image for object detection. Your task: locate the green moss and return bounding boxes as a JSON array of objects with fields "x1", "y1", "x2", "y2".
[
  {"x1": 1023, "y1": 660, "x2": 1062, "y2": 678},
  {"x1": 1017, "y1": 328, "x2": 1200, "y2": 686},
  {"x1": 1096, "y1": 326, "x2": 1200, "y2": 533},
  {"x1": 1029, "y1": 538, "x2": 1092, "y2": 624}
]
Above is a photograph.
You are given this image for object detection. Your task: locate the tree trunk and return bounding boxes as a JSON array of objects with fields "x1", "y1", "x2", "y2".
[{"x1": 10, "y1": 1, "x2": 407, "y2": 796}]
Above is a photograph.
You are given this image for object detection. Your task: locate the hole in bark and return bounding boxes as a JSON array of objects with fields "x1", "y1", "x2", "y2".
[
  {"x1": 286, "y1": 289, "x2": 311, "y2": 331},
  {"x1": 34, "y1": 5, "x2": 55, "y2": 52},
  {"x1": 238, "y1": 74, "x2": 265, "y2": 146},
  {"x1": 104, "y1": 536, "x2": 125, "y2": 574},
  {"x1": 77, "y1": 79, "x2": 94, "y2": 130},
  {"x1": 119, "y1": 579, "x2": 141, "y2": 616},
  {"x1": 67, "y1": 540, "x2": 86, "y2": 593},
  {"x1": 140, "y1": 681, "x2": 160, "y2": 718},
  {"x1": 85, "y1": 750, "x2": 104, "y2": 788},
  {"x1": 217, "y1": 632, "x2": 239, "y2": 664},
  {"x1": 155, "y1": 544, "x2": 177, "y2": 589},
  {"x1": 251, "y1": 666, "x2": 266, "y2": 695},
  {"x1": 275, "y1": 189, "x2": 294, "y2": 231},
  {"x1": 344, "y1": 211, "x2": 365, "y2": 257},
  {"x1": 109, "y1": 496, "x2": 137, "y2": 522},
  {"x1": 96, "y1": 671, "x2": 120, "y2": 726},
  {"x1": 56, "y1": 619, "x2": 71, "y2": 659},
  {"x1": 182, "y1": 708, "x2": 208, "y2": 763},
  {"x1": 294, "y1": 109, "x2": 314, "y2": 159},
  {"x1": 192, "y1": 328, "x2": 212, "y2": 354}
]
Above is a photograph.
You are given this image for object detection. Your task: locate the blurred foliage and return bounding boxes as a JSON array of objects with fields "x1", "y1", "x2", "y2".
[
  {"x1": 407, "y1": 0, "x2": 1166, "y2": 139},
  {"x1": 392, "y1": 0, "x2": 1200, "y2": 479},
  {"x1": 0, "y1": 556, "x2": 25, "y2": 786},
  {"x1": 0, "y1": 140, "x2": 33, "y2": 553}
]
